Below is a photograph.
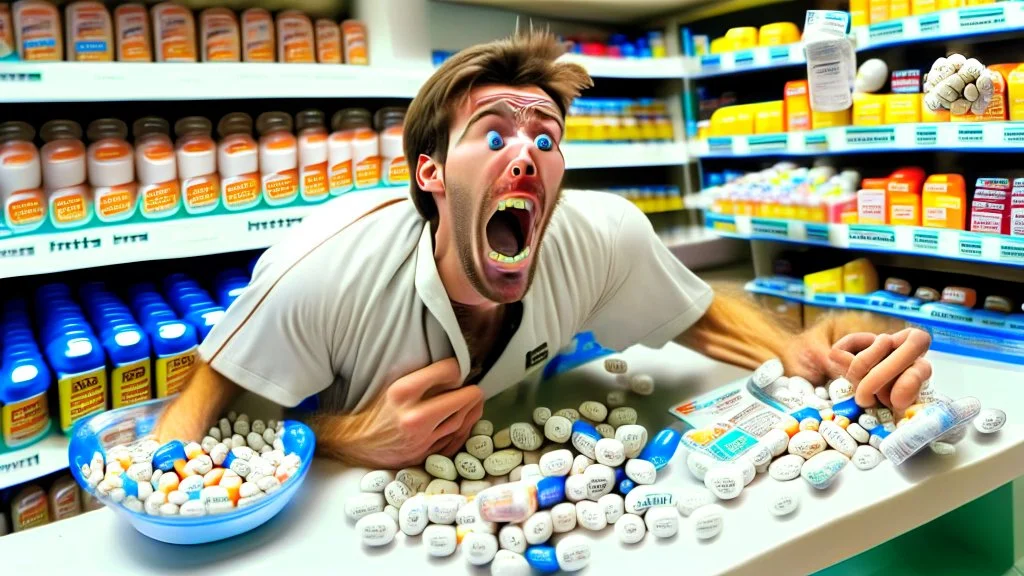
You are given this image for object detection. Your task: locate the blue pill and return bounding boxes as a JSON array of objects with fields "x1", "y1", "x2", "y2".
[
  {"x1": 526, "y1": 546, "x2": 560, "y2": 574},
  {"x1": 152, "y1": 440, "x2": 186, "y2": 472},
  {"x1": 619, "y1": 478, "x2": 636, "y2": 495},
  {"x1": 614, "y1": 466, "x2": 626, "y2": 486},
  {"x1": 536, "y1": 476, "x2": 566, "y2": 509},
  {"x1": 832, "y1": 397, "x2": 863, "y2": 421},
  {"x1": 571, "y1": 420, "x2": 601, "y2": 440},
  {"x1": 637, "y1": 427, "x2": 681, "y2": 470},
  {"x1": 791, "y1": 406, "x2": 822, "y2": 423},
  {"x1": 120, "y1": 473, "x2": 139, "y2": 499}
]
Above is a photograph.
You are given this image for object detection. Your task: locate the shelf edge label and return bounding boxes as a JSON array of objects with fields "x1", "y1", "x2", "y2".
[
  {"x1": 918, "y1": 14, "x2": 940, "y2": 34},
  {"x1": 912, "y1": 229, "x2": 939, "y2": 251},
  {"x1": 867, "y1": 21, "x2": 904, "y2": 42},
  {"x1": 706, "y1": 137, "x2": 734, "y2": 153},
  {"x1": 915, "y1": 126, "x2": 937, "y2": 146},
  {"x1": 999, "y1": 237, "x2": 1024, "y2": 262},
  {"x1": 958, "y1": 6, "x2": 1005, "y2": 29},
  {"x1": 1003, "y1": 125, "x2": 1024, "y2": 145},
  {"x1": 957, "y1": 124, "x2": 984, "y2": 144},
  {"x1": 750, "y1": 218, "x2": 789, "y2": 238},
  {"x1": 958, "y1": 235, "x2": 983, "y2": 258},
  {"x1": 747, "y1": 134, "x2": 788, "y2": 151},
  {"x1": 768, "y1": 46, "x2": 791, "y2": 62},
  {"x1": 848, "y1": 224, "x2": 897, "y2": 247},
  {"x1": 705, "y1": 213, "x2": 737, "y2": 233},
  {"x1": 806, "y1": 223, "x2": 830, "y2": 243},
  {"x1": 845, "y1": 127, "x2": 896, "y2": 146}
]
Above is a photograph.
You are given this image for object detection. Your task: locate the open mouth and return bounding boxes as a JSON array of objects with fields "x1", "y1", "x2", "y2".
[{"x1": 485, "y1": 197, "x2": 535, "y2": 265}]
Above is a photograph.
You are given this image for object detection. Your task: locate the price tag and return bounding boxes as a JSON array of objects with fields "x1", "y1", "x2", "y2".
[
  {"x1": 733, "y1": 50, "x2": 754, "y2": 67},
  {"x1": 700, "y1": 55, "x2": 722, "y2": 70},
  {"x1": 706, "y1": 137, "x2": 734, "y2": 155},
  {"x1": 751, "y1": 218, "x2": 789, "y2": 238},
  {"x1": 768, "y1": 46, "x2": 792, "y2": 63},
  {"x1": 844, "y1": 295, "x2": 869, "y2": 306},
  {"x1": 804, "y1": 133, "x2": 828, "y2": 149},
  {"x1": 918, "y1": 14, "x2": 940, "y2": 34},
  {"x1": 915, "y1": 126, "x2": 937, "y2": 146},
  {"x1": 958, "y1": 6, "x2": 1005, "y2": 29},
  {"x1": 912, "y1": 229, "x2": 939, "y2": 252},
  {"x1": 1003, "y1": 126, "x2": 1024, "y2": 145},
  {"x1": 998, "y1": 237, "x2": 1024, "y2": 263},
  {"x1": 957, "y1": 124, "x2": 984, "y2": 144},
  {"x1": 747, "y1": 134, "x2": 788, "y2": 151},
  {"x1": 845, "y1": 127, "x2": 896, "y2": 147},
  {"x1": 0, "y1": 71, "x2": 43, "y2": 83},
  {"x1": 811, "y1": 294, "x2": 840, "y2": 305},
  {"x1": 867, "y1": 20, "x2": 904, "y2": 43},
  {"x1": 848, "y1": 225, "x2": 896, "y2": 248},
  {"x1": 805, "y1": 223, "x2": 830, "y2": 243},
  {"x1": 958, "y1": 236, "x2": 983, "y2": 258}
]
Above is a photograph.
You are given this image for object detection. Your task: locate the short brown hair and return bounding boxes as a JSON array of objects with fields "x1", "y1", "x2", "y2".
[{"x1": 403, "y1": 30, "x2": 593, "y2": 220}]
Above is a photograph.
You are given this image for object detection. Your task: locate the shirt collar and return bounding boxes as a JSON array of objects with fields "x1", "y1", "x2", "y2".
[{"x1": 414, "y1": 223, "x2": 472, "y2": 383}]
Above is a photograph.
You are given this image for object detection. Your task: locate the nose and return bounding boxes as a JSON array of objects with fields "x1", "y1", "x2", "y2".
[{"x1": 509, "y1": 157, "x2": 535, "y2": 178}]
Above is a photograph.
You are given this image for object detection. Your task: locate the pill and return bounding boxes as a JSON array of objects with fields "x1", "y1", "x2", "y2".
[
  {"x1": 752, "y1": 359, "x2": 784, "y2": 388},
  {"x1": 384, "y1": 480, "x2": 413, "y2": 509},
  {"x1": 686, "y1": 451, "x2": 716, "y2": 481},
  {"x1": 770, "y1": 453, "x2": 805, "y2": 480},
  {"x1": 592, "y1": 493, "x2": 623, "y2": 525},
  {"x1": 584, "y1": 463, "x2": 616, "y2": 499},
  {"x1": 857, "y1": 415, "x2": 879, "y2": 432},
  {"x1": 261, "y1": 428, "x2": 275, "y2": 445},
  {"x1": 704, "y1": 465, "x2": 744, "y2": 500},
  {"x1": 521, "y1": 464, "x2": 543, "y2": 482},
  {"x1": 846, "y1": 423, "x2": 869, "y2": 444},
  {"x1": 737, "y1": 457, "x2": 756, "y2": 486},
  {"x1": 760, "y1": 428, "x2": 790, "y2": 457},
  {"x1": 492, "y1": 550, "x2": 530, "y2": 576},
  {"x1": 424, "y1": 524, "x2": 458, "y2": 557},
  {"x1": 398, "y1": 495, "x2": 428, "y2": 536},
  {"x1": 428, "y1": 494, "x2": 466, "y2": 524},
  {"x1": 248, "y1": 418, "x2": 265, "y2": 435},
  {"x1": 769, "y1": 490, "x2": 800, "y2": 517},
  {"x1": 554, "y1": 408, "x2": 580, "y2": 422},
  {"x1": 207, "y1": 443, "x2": 228, "y2": 467},
  {"x1": 525, "y1": 545, "x2": 560, "y2": 574},
  {"x1": 463, "y1": 436, "x2": 494, "y2": 462},
  {"x1": 345, "y1": 493, "x2": 385, "y2": 521},
  {"x1": 144, "y1": 492, "x2": 164, "y2": 515},
  {"x1": 537, "y1": 449, "x2": 572, "y2": 477},
  {"x1": 483, "y1": 449, "x2": 524, "y2": 477},
  {"x1": 454, "y1": 452, "x2": 486, "y2": 481},
  {"x1": 877, "y1": 407, "x2": 894, "y2": 424},
  {"x1": 157, "y1": 471, "x2": 180, "y2": 494},
  {"x1": 493, "y1": 428, "x2": 512, "y2": 449},
  {"x1": 575, "y1": 501, "x2": 607, "y2": 531},
  {"x1": 692, "y1": 503, "x2": 725, "y2": 539},
  {"x1": 614, "y1": 424, "x2": 648, "y2": 460},
  {"x1": 852, "y1": 445, "x2": 884, "y2": 470},
  {"x1": 799, "y1": 418, "x2": 820, "y2": 432},
  {"x1": 814, "y1": 387, "x2": 830, "y2": 400},
  {"x1": 579, "y1": 401, "x2": 608, "y2": 423},
  {"x1": 459, "y1": 480, "x2": 491, "y2": 499},
  {"x1": 396, "y1": 468, "x2": 431, "y2": 493},
  {"x1": 524, "y1": 511, "x2": 554, "y2": 545},
  {"x1": 510, "y1": 423, "x2": 543, "y2": 451},
  {"x1": 472, "y1": 420, "x2": 494, "y2": 437},
  {"x1": 219, "y1": 418, "x2": 232, "y2": 439},
  {"x1": 233, "y1": 419, "x2": 251, "y2": 436},
  {"x1": 257, "y1": 475, "x2": 281, "y2": 494},
  {"x1": 607, "y1": 407, "x2": 638, "y2": 428},
  {"x1": 570, "y1": 454, "x2": 592, "y2": 476},
  {"x1": 381, "y1": 505, "x2": 399, "y2": 525},
  {"x1": 595, "y1": 424, "x2": 615, "y2": 439},
  {"x1": 564, "y1": 474, "x2": 589, "y2": 502},
  {"x1": 644, "y1": 505, "x2": 679, "y2": 538},
  {"x1": 820, "y1": 421, "x2": 858, "y2": 457},
  {"x1": 776, "y1": 414, "x2": 800, "y2": 437},
  {"x1": 553, "y1": 533, "x2": 591, "y2": 572},
  {"x1": 615, "y1": 513, "x2": 647, "y2": 544},
  {"x1": 571, "y1": 422, "x2": 600, "y2": 459},
  {"x1": 802, "y1": 392, "x2": 831, "y2": 412},
  {"x1": 624, "y1": 458, "x2": 657, "y2": 485},
  {"x1": 165, "y1": 489, "x2": 188, "y2": 506},
  {"x1": 179, "y1": 475, "x2": 205, "y2": 500},
  {"x1": 604, "y1": 358, "x2": 628, "y2": 374},
  {"x1": 509, "y1": 466, "x2": 524, "y2": 482},
  {"x1": 231, "y1": 434, "x2": 246, "y2": 449},
  {"x1": 360, "y1": 470, "x2": 394, "y2": 493},
  {"x1": 179, "y1": 499, "x2": 206, "y2": 517},
  {"x1": 355, "y1": 511, "x2": 398, "y2": 547},
  {"x1": 607, "y1": 390, "x2": 628, "y2": 407},
  {"x1": 975, "y1": 408, "x2": 1006, "y2": 433},
  {"x1": 786, "y1": 376, "x2": 814, "y2": 397},
  {"x1": 828, "y1": 378, "x2": 854, "y2": 403},
  {"x1": 425, "y1": 478, "x2": 460, "y2": 495},
  {"x1": 239, "y1": 481, "x2": 262, "y2": 499},
  {"x1": 543, "y1": 416, "x2": 572, "y2": 444},
  {"x1": 208, "y1": 427, "x2": 222, "y2": 441},
  {"x1": 425, "y1": 454, "x2": 458, "y2": 481},
  {"x1": 594, "y1": 438, "x2": 626, "y2": 467},
  {"x1": 930, "y1": 441, "x2": 956, "y2": 455},
  {"x1": 528, "y1": 406, "x2": 551, "y2": 426},
  {"x1": 745, "y1": 442, "x2": 773, "y2": 471},
  {"x1": 246, "y1": 432, "x2": 266, "y2": 452},
  {"x1": 789, "y1": 430, "x2": 827, "y2": 459},
  {"x1": 546, "y1": 501, "x2": 575, "y2": 533},
  {"x1": 628, "y1": 374, "x2": 655, "y2": 396},
  {"x1": 499, "y1": 524, "x2": 528, "y2": 553},
  {"x1": 462, "y1": 531, "x2": 499, "y2": 566},
  {"x1": 637, "y1": 427, "x2": 681, "y2": 470},
  {"x1": 625, "y1": 485, "x2": 676, "y2": 514},
  {"x1": 801, "y1": 450, "x2": 849, "y2": 490}
]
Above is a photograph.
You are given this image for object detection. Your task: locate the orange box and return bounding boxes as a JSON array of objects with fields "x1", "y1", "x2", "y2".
[
  {"x1": 861, "y1": 177, "x2": 890, "y2": 190},
  {"x1": 889, "y1": 191, "x2": 921, "y2": 226},
  {"x1": 784, "y1": 80, "x2": 811, "y2": 132},
  {"x1": 921, "y1": 103, "x2": 950, "y2": 123},
  {"x1": 952, "y1": 66, "x2": 1009, "y2": 122},
  {"x1": 811, "y1": 108, "x2": 851, "y2": 130},
  {"x1": 1008, "y1": 65, "x2": 1024, "y2": 121},
  {"x1": 922, "y1": 174, "x2": 967, "y2": 229}
]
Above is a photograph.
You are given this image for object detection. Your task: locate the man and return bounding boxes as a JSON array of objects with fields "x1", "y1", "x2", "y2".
[{"x1": 156, "y1": 31, "x2": 931, "y2": 468}]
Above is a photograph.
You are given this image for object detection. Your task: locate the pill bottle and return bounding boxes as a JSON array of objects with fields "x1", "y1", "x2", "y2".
[
  {"x1": 0, "y1": 121, "x2": 46, "y2": 233},
  {"x1": 256, "y1": 111, "x2": 299, "y2": 206},
  {"x1": 48, "y1": 474, "x2": 81, "y2": 520},
  {"x1": 151, "y1": 2, "x2": 196, "y2": 62},
  {"x1": 333, "y1": 108, "x2": 379, "y2": 189},
  {"x1": 113, "y1": 3, "x2": 151, "y2": 61},
  {"x1": 803, "y1": 11, "x2": 855, "y2": 113},
  {"x1": 275, "y1": 10, "x2": 314, "y2": 63},
  {"x1": 148, "y1": 319, "x2": 198, "y2": 398},
  {"x1": 217, "y1": 113, "x2": 261, "y2": 211},
  {"x1": 12, "y1": 0, "x2": 62, "y2": 61},
  {"x1": 374, "y1": 107, "x2": 408, "y2": 187},
  {"x1": 315, "y1": 18, "x2": 340, "y2": 63},
  {"x1": 1, "y1": 4, "x2": 13, "y2": 60},
  {"x1": 86, "y1": 118, "x2": 136, "y2": 223},
  {"x1": 0, "y1": 352, "x2": 52, "y2": 453},
  {"x1": 40, "y1": 120, "x2": 92, "y2": 229},
  {"x1": 199, "y1": 7, "x2": 239, "y2": 62},
  {"x1": 327, "y1": 111, "x2": 355, "y2": 195},
  {"x1": 296, "y1": 109, "x2": 329, "y2": 202},
  {"x1": 240, "y1": 7, "x2": 273, "y2": 62},
  {"x1": 64, "y1": 1, "x2": 112, "y2": 61},
  {"x1": 134, "y1": 116, "x2": 181, "y2": 219},
  {"x1": 11, "y1": 484, "x2": 49, "y2": 531},
  {"x1": 174, "y1": 116, "x2": 219, "y2": 215},
  {"x1": 43, "y1": 317, "x2": 107, "y2": 433},
  {"x1": 341, "y1": 19, "x2": 367, "y2": 65},
  {"x1": 102, "y1": 323, "x2": 152, "y2": 408}
]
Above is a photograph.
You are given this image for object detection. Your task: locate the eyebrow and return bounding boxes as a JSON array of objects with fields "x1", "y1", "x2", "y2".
[{"x1": 456, "y1": 98, "x2": 565, "y2": 146}]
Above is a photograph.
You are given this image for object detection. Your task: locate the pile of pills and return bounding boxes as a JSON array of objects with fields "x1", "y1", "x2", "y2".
[
  {"x1": 80, "y1": 411, "x2": 303, "y2": 517},
  {"x1": 923, "y1": 54, "x2": 994, "y2": 116}
]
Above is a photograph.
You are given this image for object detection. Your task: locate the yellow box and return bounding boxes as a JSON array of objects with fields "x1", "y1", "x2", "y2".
[
  {"x1": 842, "y1": 258, "x2": 879, "y2": 295},
  {"x1": 869, "y1": 0, "x2": 891, "y2": 22},
  {"x1": 889, "y1": 191, "x2": 921, "y2": 226},
  {"x1": 1007, "y1": 66, "x2": 1024, "y2": 121},
  {"x1": 710, "y1": 37, "x2": 731, "y2": 54},
  {"x1": 710, "y1": 104, "x2": 755, "y2": 136},
  {"x1": 754, "y1": 101, "x2": 785, "y2": 134},
  {"x1": 851, "y1": 0, "x2": 869, "y2": 26},
  {"x1": 938, "y1": 0, "x2": 963, "y2": 7},
  {"x1": 965, "y1": 0, "x2": 994, "y2": 4},
  {"x1": 884, "y1": 93, "x2": 922, "y2": 124},
  {"x1": 812, "y1": 108, "x2": 852, "y2": 129},
  {"x1": 890, "y1": 0, "x2": 911, "y2": 19},
  {"x1": 784, "y1": 80, "x2": 811, "y2": 132},
  {"x1": 725, "y1": 27, "x2": 757, "y2": 50},
  {"x1": 952, "y1": 66, "x2": 1008, "y2": 122},
  {"x1": 911, "y1": 0, "x2": 937, "y2": 13},
  {"x1": 758, "y1": 22, "x2": 799, "y2": 46},
  {"x1": 853, "y1": 93, "x2": 886, "y2": 126},
  {"x1": 921, "y1": 102, "x2": 950, "y2": 123},
  {"x1": 805, "y1": 266, "x2": 845, "y2": 298}
]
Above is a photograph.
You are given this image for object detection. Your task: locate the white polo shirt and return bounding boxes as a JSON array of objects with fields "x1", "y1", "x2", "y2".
[{"x1": 198, "y1": 188, "x2": 713, "y2": 413}]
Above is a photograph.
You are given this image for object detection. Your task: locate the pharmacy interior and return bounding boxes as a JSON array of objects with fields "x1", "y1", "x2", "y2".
[{"x1": 0, "y1": 0, "x2": 1022, "y2": 574}]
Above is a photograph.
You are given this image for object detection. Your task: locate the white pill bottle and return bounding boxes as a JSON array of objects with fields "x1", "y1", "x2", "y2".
[
  {"x1": 133, "y1": 116, "x2": 181, "y2": 219},
  {"x1": 87, "y1": 118, "x2": 135, "y2": 222},
  {"x1": 40, "y1": 119, "x2": 92, "y2": 229},
  {"x1": 327, "y1": 109, "x2": 355, "y2": 195},
  {"x1": 256, "y1": 111, "x2": 299, "y2": 206},
  {"x1": 375, "y1": 107, "x2": 409, "y2": 187},
  {"x1": 217, "y1": 112, "x2": 261, "y2": 211},
  {"x1": 333, "y1": 108, "x2": 379, "y2": 190},
  {"x1": 295, "y1": 109, "x2": 329, "y2": 203},
  {"x1": 151, "y1": 1, "x2": 196, "y2": 62},
  {"x1": 174, "y1": 116, "x2": 219, "y2": 215},
  {"x1": 802, "y1": 10, "x2": 855, "y2": 113},
  {"x1": 0, "y1": 121, "x2": 45, "y2": 233}
]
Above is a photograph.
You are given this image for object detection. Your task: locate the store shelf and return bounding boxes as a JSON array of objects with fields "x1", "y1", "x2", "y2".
[
  {"x1": 705, "y1": 212, "x2": 1024, "y2": 268},
  {"x1": 0, "y1": 62, "x2": 433, "y2": 103},
  {"x1": 690, "y1": 43, "x2": 804, "y2": 78},
  {"x1": 559, "y1": 54, "x2": 686, "y2": 79},
  {"x1": 562, "y1": 141, "x2": 689, "y2": 169},
  {"x1": 0, "y1": 432, "x2": 70, "y2": 491},
  {"x1": 664, "y1": 225, "x2": 751, "y2": 270},
  {"x1": 696, "y1": 121, "x2": 1024, "y2": 158}
]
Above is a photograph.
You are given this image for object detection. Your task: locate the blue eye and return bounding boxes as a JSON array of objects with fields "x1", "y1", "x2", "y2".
[
  {"x1": 534, "y1": 133, "x2": 554, "y2": 151},
  {"x1": 486, "y1": 130, "x2": 504, "y2": 150}
]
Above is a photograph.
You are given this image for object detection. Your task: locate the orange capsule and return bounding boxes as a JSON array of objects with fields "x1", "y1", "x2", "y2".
[
  {"x1": 833, "y1": 415, "x2": 850, "y2": 429},
  {"x1": 221, "y1": 475, "x2": 242, "y2": 504},
  {"x1": 174, "y1": 459, "x2": 194, "y2": 478},
  {"x1": 116, "y1": 454, "x2": 132, "y2": 470},
  {"x1": 820, "y1": 409, "x2": 835, "y2": 421},
  {"x1": 203, "y1": 468, "x2": 226, "y2": 487},
  {"x1": 776, "y1": 415, "x2": 800, "y2": 437},
  {"x1": 905, "y1": 404, "x2": 924, "y2": 419}
]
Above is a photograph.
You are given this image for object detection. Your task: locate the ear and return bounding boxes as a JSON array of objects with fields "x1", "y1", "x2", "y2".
[{"x1": 416, "y1": 154, "x2": 445, "y2": 195}]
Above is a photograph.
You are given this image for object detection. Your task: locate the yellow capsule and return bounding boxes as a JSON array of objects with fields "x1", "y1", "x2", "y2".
[
  {"x1": 834, "y1": 415, "x2": 850, "y2": 429},
  {"x1": 799, "y1": 418, "x2": 819, "y2": 432},
  {"x1": 820, "y1": 409, "x2": 835, "y2": 421},
  {"x1": 905, "y1": 404, "x2": 924, "y2": 419}
]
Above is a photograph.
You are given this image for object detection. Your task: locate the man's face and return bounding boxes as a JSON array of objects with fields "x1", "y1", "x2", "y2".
[{"x1": 440, "y1": 85, "x2": 566, "y2": 304}]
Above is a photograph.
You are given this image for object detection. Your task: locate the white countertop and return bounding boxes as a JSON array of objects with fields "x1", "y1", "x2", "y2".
[{"x1": 2, "y1": 344, "x2": 1022, "y2": 576}]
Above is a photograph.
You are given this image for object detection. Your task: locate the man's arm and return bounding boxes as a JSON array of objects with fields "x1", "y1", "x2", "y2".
[{"x1": 155, "y1": 361, "x2": 241, "y2": 442}]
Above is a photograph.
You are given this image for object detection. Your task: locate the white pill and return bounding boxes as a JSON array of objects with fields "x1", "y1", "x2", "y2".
[
  {"x1": 167, "y1": 490, "x2": 188, "y2": 506},
  {"x1": 498, "y1": 524, "x2": 527, "y2": 553},
  {"x1": 398, "y1": 495, "x2": 429, "y2": 536},
  {"x1": 930, "y1": 441, "x2": 956, "y2": 455},
  {"x1": 532, "y1": 407, "x2": 551, "y2": 426},
  {"x1": 427, "y1": 494, "x2": 466, "y2": 524},
  {"x1": 579, "y1": 401, "x2": 608, "y2": 423},
  {"x1": 257, "y1": 476, "x2": 281, "y2": 493},
  {"x1": 859, "y1": 414, "x2": 880, "y2": 430},
  {"x1": 625, "y1": 485, "x2": 676, "y2": 514},
  {"x1": 424, "y1": 525, "x2": 458, "y2": 557},
  {"x1": 425, "y1": 454, "x2": 457, "y2": 481},
  {"x1": 570, "y1": 454, "x2": 593, "y2": 476},
  {"x1": 565, "y1": 474, "x2": 589, "y2": 502},
  {"x1": 751, "y1": 359, "x2": 784, "y2": 388},
  {"x1": 852, "y1": 445, "x2": 884, "y2": 470},
  {"x1": 644, "y1": 505, "x2": 679, "y2": 538},
  {"x1": 607, "y1": 390, "x2": 628, "y2": 408},
  {"x1": 360, "y1": 470, "x2": 394, "y2": 493},
  {"x1": 396, "y1": 468, "x2": 431, "y2": 493},
  {"x1": 356, "y1": 512, "x2": 397, "y2": 547},
  {"x1": 761, "y1": 428, "x2": 791, "y2": 457},
  {"x1": 455, "y1": 452, "x2": 486, "y2": 481},
  {"x1": 599, "y1": 493, "x2": 625, "y2": 524},
  {"x1": 426, "y1": 478, "x2": 460, "y2": 496},
  {"x1": 463, "y1": 532, "x2": 499, "y2": 566},
  {"x1": 768, "y1": 490, "x2": 800, "y2": 517},
  {"x1": 554, "y1": 408, "x2": 580, "y2": 422},
  {"x1": 628, "y1": 374, "x2": 655, "y2": 396},
  {"x1": 263, "y1": 429, "x2": 276, "y2": 445},
  {"x1": 110, "y1": 488, "x2": 126, "y2": 503},
  {"x1": 523, "y1": 511, "x2": 553, "y2": 545},
  {"x1": 266, "y1": 419, "x2": 277, "y2": 431},
  {"x1": 484, "y1": 449, "x2": 523, "y2": 477},
  {"x1": 692, "y1": 504, "x2": 725, "y2": 539},
  {"x1": 246, "y1": 432, "x2": 266, "y2": 452},
  {"x1": 814, "y1": 387, "x2": 830, "y2": 401},
  {"x1": 615, "y1": 424, "x2": 648, "y2": 459},
  {"x1": 556, "y1": 533, "x2": 592, "y2": 572},
  {"x1": 876, "y1": 407, "x2": 894, "y2": 424},
  {"x1": 846, "y1": 423, "x2": 870, "y2": 444},
  {"x1": 575, "y1": 501, "x2": 607, "y2": 531},
  {"x1": 472, "y1": 420, "x2": 494, "y2": 437},
  {"x1": 345, "y1": 493, "x2": 385, "y2": 521},
  {"x1": 829, "y1": 378, "x2": 854, "y2": 403},
  {"x1": 235, "y1": 413, "x2": 249, "y2": 424},
  {"x1": 686, "y1": 451, "x2": 716, "y2": 481},
  {"x1": 594, "y1": 438, "x2": 626, "y2": 467},
  {"x1": 801, "y1": 392, "x2": 832, "y2": 411},
  {"x1": 625, "y1": 458, "x2": 657, "y2": 485},
  {"x1": 538, "y1": 449, "x2": 573, "y2": 477},
  {"x1": 234, "y1": 420, "x2": 250, "y2": 437},
  {"x1": 208, "y1": 427, "x2": 222, "y2": 441},
  {"x1": 788, "y1": 376, "x2": 815, "y2": 397},
  {"x1": 615, "y1": 513, "x2": 647, "y2": 544},
  {"x1": 801, "y1": 450, "x2": 849, "y2": 490},
  {"x1": 217, "y1": 419, "x2": 231, "y2": 440},
  {"x1": 520, "y1": 464, "x2": 542, "y2": 483},
  {"x1": 384, "y1": 480, "x2": 413, "y2": 508},
  {"x1": 251, "y1": 419, "x2": 266, "y2": 435},
  {"x1": 596, "y1": 424, "x2": 615, "y2": 439},
  {"x1": 208, "y1": 443, "x2": 229, "y2": 466},
  {"x1": 819, "y1": 421, "x2": 858, "y2": 457},
  {"x1": 493, "y1": 428, "x2": 512, "y2": 449},
  {"x1": 231, "y1": 434, "x2": 246, "y2": 449},
  {"x1": 736, "y1": 456, "x2": 756, "y2": 486},
  {"x1": 607, "y1": 407, "x2": 638, "y2": 428},
  {"x1": 239, "y1": 482, "x2": 261, "y2": 499},
  {"x1": 704, "y1": 465, "x2": 744, "y2": 500},
  {"x1": 676, "y1": 486, "x2": 715, "y2": 517},
  {"x1": 604, "y1": 358, "x2": 628, "y2": 374},
  {"x1": 491, "y1": 550, "x2": 530, "y2": 576},
  {"x1": 460, "y1": 479, "x2": 492, "y2": 498},
  {"x1": 123, "y1": 496, "x2": 144, "y2": 513},
  {"x1": 510, "y1": 422, "x2": 543, "y2": 451},
  {"x1": 465, "y1": 435, "x2": 495, "y2": 461},
  {"x1": 179, "y1": 499, "x2": 205, "y2": 517},
  {"x1": 585, "y1": 463, "x2": 616, "y2": 499},
  {"x1": 974, "y1": 408, "x2": 1006, "y2": 433},
  {"x1": 789, "y1": 430, "x2": 827, "y2": 459},
  {"x1": 550, "y1": 502, "x2": 577, "y2": 533},
  {"x1": 543, "y1": 416, "x2": 572, "y2": 444},
  {"x1": 159, "y1": 502, "x2": 180, "y2": 516},
  {"x1": 745, "y1": 442, "x2": 773, "y2": 470},
  {"x1": 571, "y1": 431, "x2": 597, "y2": 460},
  {"x1": 769, "y1": 454, "x2": 805, "y2": 481},
  {"x1": 383, "y1": 505, "x2": 399, "y2": 523}
]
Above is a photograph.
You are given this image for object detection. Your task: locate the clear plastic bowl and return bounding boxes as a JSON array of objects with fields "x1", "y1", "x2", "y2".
[{"x1": 68, "y1": 396, "x2": 315, "y2": 545}]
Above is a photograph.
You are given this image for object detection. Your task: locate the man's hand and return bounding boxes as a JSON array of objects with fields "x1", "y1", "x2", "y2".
[{"x1": 311, "y1": 358, "x2": 484, "y2": 469}]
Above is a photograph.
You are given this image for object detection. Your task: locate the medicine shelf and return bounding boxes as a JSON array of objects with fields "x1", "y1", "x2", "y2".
[
  {"x1": 696, "y1": 121, "x2": 1024, "y2": 158},
  {"x1": 561, "y1": 141, "x2": 689, "y2": 169},
  {"x1": 0, "y1": 62, "x2": 433, "y2": 103},
  {"x1": 704, "y1": 212, "x2": 1024, "y2": 269},
  {"x1": 689, "y1": 3, "x2": 1024, "y2": 78},
  {"x1": 558, "y1": 54, "x2": 686, "y2": 79},
  {"x1": 0, "y1": 432, "x2": 70, "y2": 491}
]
